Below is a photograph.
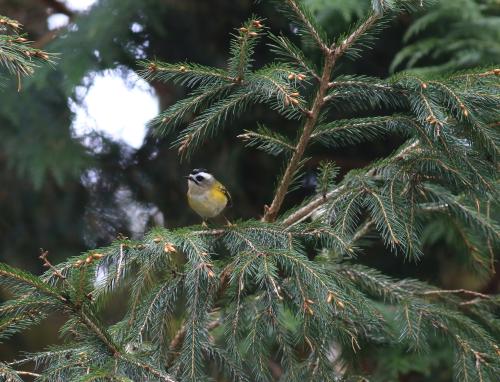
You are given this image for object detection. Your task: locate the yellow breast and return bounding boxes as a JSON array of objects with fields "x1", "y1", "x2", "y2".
[{"x1": 188, "y1": 185, "x2": 228, "y2": 219}]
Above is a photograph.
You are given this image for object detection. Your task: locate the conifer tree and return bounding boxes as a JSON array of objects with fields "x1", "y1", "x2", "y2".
[{"x1": 1, "y1": 1, "x2": 499, "y2": 381}]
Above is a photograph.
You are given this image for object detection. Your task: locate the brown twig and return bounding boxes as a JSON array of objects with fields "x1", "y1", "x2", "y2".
[
  {"x1": 167, "y1": 319, "x2": 222, "y2": 366},
  {"x1": 13, "y1": 370, "x2": 42, "y2": 378},
  {"x1": 31, "y1": 0, "x2": 76, "y2": 48},
  {"x1": 421, "y1": 289, "x2": 490, "y2": 299},
  {"x1": 351, "y1": 219, "x2": 374, "y2": 243},
  {"x1": 281, "y1": 185, "x2": 347, "y2": 227},
  {"x1": 41, "y1": 0, "x2": 75, "y2": 17},
  {"x1": 39, "y1": 249, "x2": 66, "y2": 280},
  {"x1": 330, "y1": 14, "x2": 380, "y2": 61}
]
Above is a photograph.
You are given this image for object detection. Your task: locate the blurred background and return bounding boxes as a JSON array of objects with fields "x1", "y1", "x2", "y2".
[{"x1": 0, "y1": 0, "x2": 499, "y2": 378}]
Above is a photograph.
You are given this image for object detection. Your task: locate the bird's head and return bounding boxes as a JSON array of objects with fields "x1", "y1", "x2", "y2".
[{"x1": 186, "y1": 169, "x2": 215, "y2": 192}]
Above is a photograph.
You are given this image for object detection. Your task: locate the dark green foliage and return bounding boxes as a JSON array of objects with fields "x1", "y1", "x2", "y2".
[
  {"x1": 1, "y1": 1, "x2": 499, "y2": 381},
  {"x1": 391, "y1": 0, "x2": 500, "y2": 73}
]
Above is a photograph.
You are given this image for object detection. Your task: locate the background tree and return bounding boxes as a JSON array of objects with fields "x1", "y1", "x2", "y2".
[{"x1": 0, "y1": 0, "x2": 499, "y2": 381}]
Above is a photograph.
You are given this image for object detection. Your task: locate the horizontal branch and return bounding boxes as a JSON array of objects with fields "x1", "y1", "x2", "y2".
[
  {"x1": 281, "y1": 185, "x2": 346, "y2": 227},
  {"x1": 421, "y1": 289, "x2": 490, "y2": 299},
  {"x1": 14, "y1": 370, "x2": 41, "y2": 378}
]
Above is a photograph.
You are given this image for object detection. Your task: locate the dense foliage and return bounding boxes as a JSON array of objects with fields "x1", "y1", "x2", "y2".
[{"x1": 1, "y1": 1, "x2": 499, "y2": 381}]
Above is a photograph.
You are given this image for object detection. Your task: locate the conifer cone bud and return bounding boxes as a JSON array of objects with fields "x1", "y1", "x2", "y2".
[
  {"x1": 296, "y1": 74, "x2": 306, "y2": 81},
  {"x1": 460, "y1": 104, "x2": 469, "y2": 117},
  {"x1": 239, "y1": 27, "x2": 248, "y2": 33},
  {"x1": 493, "y1": 69, "x2": 500, "y2": 76},
  {"x1": 336, "y1": 299, "x2": 345, "y2": 309},
  {"x1": 421, "y1": 82, "x2": 428, "y2": 89},
  {"x1": 494, "y1": 344, "x2": 500, "y2": 356},
  {"x1": 248, "y1": 31, "x2": 258, "y2": 37},
  {"x1": 327, "y1": 291, "x2": 335, "y2": 303},
  {"x1": 148, "y1": 63, "x2": 157, "y2": 72},
  {"x1": 288, "y1": 73, "x2": 295, "y2": 80},
  {"x1": 252, "y1": 20, "x2": 263, "y2": 28},
  {"x1": 153, "y1": 237, "x2": 162, "y2": 243},
  {"x1": 74, "y1": 259, "x2": 83, "y2": 267},
  {"x1": 33, "y1": 51, "x2": 49, "y2": 60},
  {"x1": 304, "y1": 304, "x2": 314, "y2": 316},
  {"x1": 0, "y1": 18, "x2": 21, "y2": 29},
  {"x1": 92, "y1": 253, "x2": 104, "y2": 259},
  {"x1": 85, "y1": 256, "x2": 93, "y2": 264},
  {"x1": 164, "y1": 242, "x2": 176, "y2": 253},
  {"x1": 179, "y1": 65, "x2": 187, "y2": 72}
]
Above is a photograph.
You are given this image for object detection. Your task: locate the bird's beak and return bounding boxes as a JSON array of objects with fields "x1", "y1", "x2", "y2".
[{"x1": 185, "y1": 174, "x2": 195, "y2": 182}]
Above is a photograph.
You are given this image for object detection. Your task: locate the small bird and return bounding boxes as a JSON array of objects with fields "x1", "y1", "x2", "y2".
[{"x1": 186, "y1": 169, "x2": 231, "y2": 224}]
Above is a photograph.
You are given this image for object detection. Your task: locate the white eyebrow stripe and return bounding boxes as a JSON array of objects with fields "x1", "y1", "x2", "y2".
[{"x1": 195, "y1": 172, "x2": 212, "y2": 179}]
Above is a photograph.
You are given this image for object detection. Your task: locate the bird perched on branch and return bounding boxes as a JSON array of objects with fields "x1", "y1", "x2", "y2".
[{"x1": 186, "y1": 169, "x2": 232, "y2": 225}]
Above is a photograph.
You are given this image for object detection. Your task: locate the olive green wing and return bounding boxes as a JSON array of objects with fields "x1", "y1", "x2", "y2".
[{"x1": 217, "y1": 184, "x2": 232, "y2": 208}]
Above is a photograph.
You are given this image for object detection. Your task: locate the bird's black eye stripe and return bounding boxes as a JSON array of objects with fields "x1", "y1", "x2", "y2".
[{"x1": 195, "y1": 175, "x2": 204, "y2": 182}]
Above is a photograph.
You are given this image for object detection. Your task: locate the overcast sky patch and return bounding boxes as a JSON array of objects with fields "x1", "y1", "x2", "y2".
[{"x1": 70, "y1": 68, "x2": 159, "y2": 150}]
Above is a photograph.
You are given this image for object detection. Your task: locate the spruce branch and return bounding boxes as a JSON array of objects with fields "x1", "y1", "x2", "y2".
[
  {"x1": 267, "y1": 33, "x2": 320, "y2": 80},
  {"x1": 420, "y1": 289, "x2": 491, "y2": 300},
  {"x1": 229, "y1": 18, "x2": 264, "y2": 82},
  {"x1": 120, "y1": 355, "x2": 177, "y2": 382},
  {"x1": 263, "y1": 13, "x2": 382, "y2": 222},
  {"x1": 331, "y1": 14, "x2": 380, "y2": 62},
  {"x1": 281, "y1": 140, "x2": 422, "y2": 227},
  {"x1": 0, "y1": 15, "x2": 54, "y2": 90},
  {"x1": 262, "y1": 54, "x2": 333, "y2": 222},
  {"x1": 140, "y1": 61, "x2": 235, "y2": 87},
  {"x1": 282, "y1": 0, "x2": 329, "y2": 53},
  {"x1": 237, "y1": 125, "x2": 296, "y2": 156}
]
